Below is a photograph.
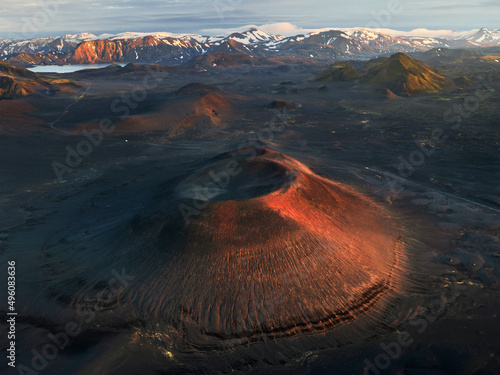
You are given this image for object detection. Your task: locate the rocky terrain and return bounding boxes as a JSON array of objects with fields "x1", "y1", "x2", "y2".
[
  {"x1": 0, "y1": 60, "x2": 78, "y2": 99},
  {"x1": 0, "y1": 38, "x2": 499, "y2": 375}
]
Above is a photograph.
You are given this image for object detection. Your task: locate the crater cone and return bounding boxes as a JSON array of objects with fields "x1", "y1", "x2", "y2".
[{"x1": 129, "y1": 148, "x2": 405, "y2": 346}]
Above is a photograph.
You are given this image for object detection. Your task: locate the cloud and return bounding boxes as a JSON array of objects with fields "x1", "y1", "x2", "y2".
[
  {"x1": 0, "y1": 0, "x2": 497, "y2": 38},
  {"x1": 351, "y1": 28, "x2": 463, "y2": 38},
  {"x1": 200, "y1": 23, "x2": 473, "y2": 38},
  {"x1": 201, "y1": 22, "x2": 303, "y2": 36},
  {"x1": 201, "y1": 22, "x2": 357, "y2": 37}
]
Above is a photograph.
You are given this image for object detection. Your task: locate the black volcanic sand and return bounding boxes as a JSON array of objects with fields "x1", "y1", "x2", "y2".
[{"x1": 0, "y1": 61, "x2": 499, "y2": 375}]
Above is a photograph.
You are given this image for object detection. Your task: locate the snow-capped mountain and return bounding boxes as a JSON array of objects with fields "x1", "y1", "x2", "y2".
[
  {"x1": 456, "y1": 27, "x2": 500, "y2": 45},
  {"x1": 265, "y1": 29, "x2": 470, "y2": 58},
  {"x1": 344, "y1": 29, "x2": 444, "y2": 49},
  {"x1": 107, "y1": 32, "x2": 176, "y2": 41},
  {"x1": 222, "y1": 27, "x2": 284, "y2": 46},
  {"x1": 1, "y1": 26, "x2": 499, "y2": 66},
  {"x1": 66, "y1": 36, "x2": 211, "y2": 65},
  {"x1": 0, "y1": 33, "x2": 97, "y2": 57},
  {"x1": 62, "y1": 33, "x2": 98, "y2": 41}
]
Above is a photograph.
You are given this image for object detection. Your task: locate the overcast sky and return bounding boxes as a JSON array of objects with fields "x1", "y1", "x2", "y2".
[{"x1": 1, "y1": 0, "x2": 498, "y2": 38}]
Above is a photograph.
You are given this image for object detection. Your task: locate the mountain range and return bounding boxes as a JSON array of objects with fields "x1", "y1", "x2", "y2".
[{"x1": 1, "y1": 27, "x2": 499, "y2": 66}]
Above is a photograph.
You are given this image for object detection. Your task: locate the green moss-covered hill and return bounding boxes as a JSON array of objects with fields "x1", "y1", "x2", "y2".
[{"x1": 362, "y1": 52, "x2": 455, "y2": 96}]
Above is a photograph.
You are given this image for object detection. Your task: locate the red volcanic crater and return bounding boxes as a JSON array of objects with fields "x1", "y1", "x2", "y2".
[{"x1": 127, "y1": 148, "x2": 405, "y2": 347}]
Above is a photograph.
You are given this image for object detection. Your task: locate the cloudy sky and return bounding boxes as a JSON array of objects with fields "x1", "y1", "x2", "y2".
[{"x1": 1, "y1": 0, "x2": 498, "y2": 38}]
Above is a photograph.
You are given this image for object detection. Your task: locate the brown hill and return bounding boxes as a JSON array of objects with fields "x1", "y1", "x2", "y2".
[
  {"x1": 375, "y1": 87, "x2": 402, "y2": 100},
  {"x1": 453, "y1": 76, "x2": 472, "y2": 88},
  {"x1": 105, "y1": 83, "x2": 235, "y2": 136},
  {"x1": 0, "y1": 60, "x2": 78, "y2": 99},
  {"x1": 0, "y1": 60, "x2": 39, "y2": 79},
  {"x1": 311, "y1": 62, "x2": 361, "y2": 82},
  {"x1": 269, "y1": 100, "x2": 294, "y2": 110},
  {"x1": 362, "y1": 52, "x2": 455, "y2": 96},
  {"x1": 6, "y1": 52, "x2": 65, "y2": 67}
]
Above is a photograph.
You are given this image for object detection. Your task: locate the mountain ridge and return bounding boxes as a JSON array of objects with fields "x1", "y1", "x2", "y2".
[{"x1": 2, "y1": 27, "x2": 499, "y2": 67}]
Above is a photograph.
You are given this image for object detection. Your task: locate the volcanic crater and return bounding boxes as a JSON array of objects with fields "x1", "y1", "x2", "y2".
[{"x1": 127, "y1": 148, "x2": 406, "y2": 347}]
